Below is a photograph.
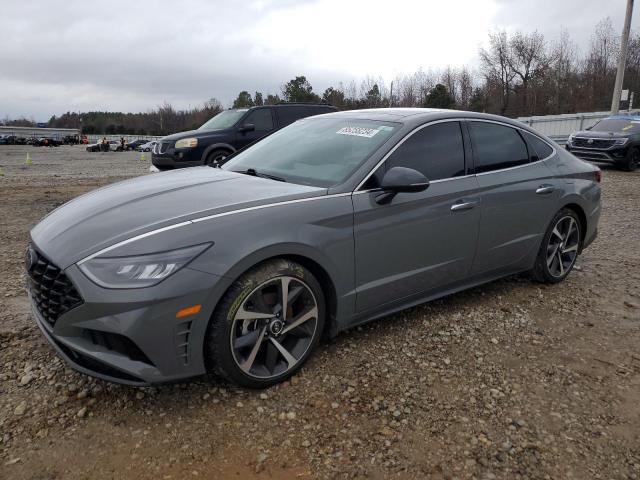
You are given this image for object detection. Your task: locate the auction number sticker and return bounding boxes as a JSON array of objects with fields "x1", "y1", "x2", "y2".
[{"x1": 336, "y1": 126, "x2": 380, "y2": 138}]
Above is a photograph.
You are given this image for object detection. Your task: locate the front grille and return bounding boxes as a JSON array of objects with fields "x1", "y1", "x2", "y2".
[
  {"x1": 572, "y1": 137, "x2": 615, "y2": 149},
  {"x1": 26, "y1": 246, "x2": 83, "y2": 326},
  {"x1": 155, "y1": 141, "x2": 172, "y2": 154}
]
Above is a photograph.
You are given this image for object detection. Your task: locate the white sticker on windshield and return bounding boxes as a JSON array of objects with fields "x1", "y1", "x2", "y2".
[{"x1": 336, "y1": 126, "x2": 380, "y2": 138}]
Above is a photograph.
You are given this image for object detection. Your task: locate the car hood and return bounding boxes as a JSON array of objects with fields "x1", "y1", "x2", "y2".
[
  {"x1": 573, "y1": 130, "x2": 633, "y2": 139},
  {"x1": 31, "y1": 167, "x2": 326, "y2": 269},
  {"x1": 160, "y1": 128, "x2": 231, "y2": 142}
]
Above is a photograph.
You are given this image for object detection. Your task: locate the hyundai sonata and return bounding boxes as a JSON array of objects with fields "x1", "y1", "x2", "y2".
[{"x1": 26, "y1": 109, "x2": 601, "y2": 388}]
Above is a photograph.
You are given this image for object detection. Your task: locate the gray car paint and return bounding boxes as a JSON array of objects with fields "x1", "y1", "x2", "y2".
[{"x1": 27, "y1": 108, "x2": 601, "y2": 385}]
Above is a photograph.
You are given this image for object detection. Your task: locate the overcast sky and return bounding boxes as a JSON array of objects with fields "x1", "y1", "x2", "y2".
[{"x1": 0, "y1": 0, "x2": 635, "y2": 121}]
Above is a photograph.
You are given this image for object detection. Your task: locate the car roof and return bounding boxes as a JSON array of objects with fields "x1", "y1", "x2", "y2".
[
  {"x1": 316, "y1": 108, "x2": 530, "y2": 129},
  {"x1": 230, "y1": 104, "x2": 336, "y2": 111}
]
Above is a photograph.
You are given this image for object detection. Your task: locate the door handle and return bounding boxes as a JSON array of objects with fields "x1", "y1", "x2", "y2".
[
  {"x1": 535, "y1": 185, "x2": 555, "y2": 195},
  {"x1": 451, "y1": 200, "x2": 478, "y2": 212}
]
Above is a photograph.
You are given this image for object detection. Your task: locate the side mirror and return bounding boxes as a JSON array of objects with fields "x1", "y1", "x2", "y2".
[
  {"x1": 239, "y1": 123, "x2": 255, "y2": 133},
  {"x1": 376, "y1": 167, "x2": 429, "y2": 204}
]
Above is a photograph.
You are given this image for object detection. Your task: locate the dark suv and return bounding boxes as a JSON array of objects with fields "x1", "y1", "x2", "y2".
[
  {"x1": 152, "y1": 103, "x2": 337, "y2": 170},
  {"x1": 565, "y1": 115, "x2": 640, "y2": 171}
]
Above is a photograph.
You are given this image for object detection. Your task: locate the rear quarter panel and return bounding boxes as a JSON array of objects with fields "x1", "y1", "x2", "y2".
[{"x1": 544, "y1": 150, "x2": 601, "y2": 246}]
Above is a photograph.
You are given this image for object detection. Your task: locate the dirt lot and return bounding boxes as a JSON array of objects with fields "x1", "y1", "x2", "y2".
[{"x1": 0, "y1": 145, "x2": 639, "y2": 480}]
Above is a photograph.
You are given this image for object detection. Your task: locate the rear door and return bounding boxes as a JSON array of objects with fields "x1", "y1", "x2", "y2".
[
  {"x1": 235, "y1": 108, "x2": 275, "y2": 149},
  {"x1": 467, "y1": 120, "x2": 560, "y2": 274},
  {"x1": 352, "y1": 121, "x2": 481, "y2": 312}
]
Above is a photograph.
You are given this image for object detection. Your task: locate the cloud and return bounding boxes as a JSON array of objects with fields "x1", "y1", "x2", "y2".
[{"x1": 0, "y1": 0, "x2": 635, "y2": 120}]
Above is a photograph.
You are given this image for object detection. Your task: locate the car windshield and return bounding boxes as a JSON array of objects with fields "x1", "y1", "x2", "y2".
[
  {"x1": 198, "y1": 109, "x2": 247, "y2": 131},
  {"x1": 222, "y1": 117, "x2": 399, "y2": 187},
  {"x1": 590, "y1": 118, "x2": 640, "y2": 133}
]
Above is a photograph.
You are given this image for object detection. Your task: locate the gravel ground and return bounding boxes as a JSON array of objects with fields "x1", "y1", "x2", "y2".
[{"x1": 1, "y1": 145, "x2": 639, "y2": 480}]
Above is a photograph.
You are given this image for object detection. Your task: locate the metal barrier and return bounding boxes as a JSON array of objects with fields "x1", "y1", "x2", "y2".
[{"x1": 517, "y1": 110, "x2": 639, "y2": 140}]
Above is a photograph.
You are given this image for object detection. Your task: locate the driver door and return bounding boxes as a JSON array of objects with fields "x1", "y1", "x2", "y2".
[
  {"x1": 235, "y1": 108, "x2": 275, "y2": 150},
  {"x1": 352, "y1": 121, "x2": 481, "y2": 312}
]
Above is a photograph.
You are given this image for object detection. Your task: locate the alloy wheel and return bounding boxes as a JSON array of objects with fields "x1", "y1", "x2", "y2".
[
  {"x1": 230, "y1": 276, "x2": 319, "y2": 379},
  {"x1": 546, "y1": 215, "x2": 580, "y2": 278}
]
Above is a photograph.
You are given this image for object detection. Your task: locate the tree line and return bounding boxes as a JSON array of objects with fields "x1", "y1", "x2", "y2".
[{"x1": 2, "y1": 17, "x2": 637, "y2": 136}]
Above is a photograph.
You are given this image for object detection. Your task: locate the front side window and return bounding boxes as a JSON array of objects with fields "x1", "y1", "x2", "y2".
[
  {"x1": 385, "y1": 122, "x2": 466, "y2": 181},
  {"x1": 469, "y1": 122, "x2": 529, "y2": 173},
  {"x1": 198, "y1": 109, "x2": 247, "y2": 131},
  {"x1": 243, "y1": 109, "x2": 274, "y2": 131},
  {"x1": 222, "y1": 118, "x2": 398, "y2": 187}
]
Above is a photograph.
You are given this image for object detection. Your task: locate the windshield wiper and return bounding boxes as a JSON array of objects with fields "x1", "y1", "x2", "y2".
[{"x1": 234, "y1": 168, "x2": 286, "y2": 182}]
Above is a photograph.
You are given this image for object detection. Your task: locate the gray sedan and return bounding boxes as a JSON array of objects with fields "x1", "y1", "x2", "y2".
[{"x1": 26, "y1": 109, "x2": 601, "y2": 388}]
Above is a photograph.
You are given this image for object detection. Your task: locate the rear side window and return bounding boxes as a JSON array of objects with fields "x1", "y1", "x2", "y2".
[
  {"x1": 276, "y1": 106, "x2": 315, "y2": 127},
  {"x1": 469, "y1": 122, "x2": 529, "y2": 173},
  {"x1": 522, "y1": 131, "x2": 554, "y2": 160},
  {"x1": 243, "y1": 109, "x2": 273, "y2": 131},
  {"x1": 386, "y1": 122, "x2": 466, "y2": 181}
]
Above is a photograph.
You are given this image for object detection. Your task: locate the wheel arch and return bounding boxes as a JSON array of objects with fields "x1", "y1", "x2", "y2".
[
  {"x1": 200, "y1": 143, "x2": 235, "y2": 163},
  {"x1": 205, "y1": 244, "x2": 342, "y2": 344}
]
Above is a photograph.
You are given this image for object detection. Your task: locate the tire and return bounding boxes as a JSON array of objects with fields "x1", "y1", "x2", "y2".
[
  {"x1": 621, "y1": 147, "x2": 640, "y2": 172},
  {"x1": 531, "y1": 208, "x2": 582, "y2": 284},
  {"x1": 204, "y1": 259, "x2": 325, "y2": 388},
  {"x1": 204, "y1": 149, "x2": 229, "y2": 167}
]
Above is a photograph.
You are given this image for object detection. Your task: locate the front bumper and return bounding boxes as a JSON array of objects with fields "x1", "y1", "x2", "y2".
[
  {"x1": 151, "y1": 142, "x2": 204, "y2": 170},
  {"x1": 566, "y1": 145, "x2": 629, "y2": 163},
  {"x1": 27, "y1": 255, "x2": 225, "y2": 386},
  {"x1": 152, "y1": 153, "x2": 203, "y2": 170}
]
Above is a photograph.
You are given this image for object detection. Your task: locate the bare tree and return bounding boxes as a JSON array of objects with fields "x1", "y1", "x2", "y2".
[
  {"x1": 507, "y1": 31, "x2": 550, "y2": 115},
  {"x1": 479, "y1": 31, "x2": 517, "y2": 115}
]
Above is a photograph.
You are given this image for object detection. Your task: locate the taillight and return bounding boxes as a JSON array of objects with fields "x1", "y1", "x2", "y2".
[{"x1": 594, "y1": 169, "x2": 602, "y2": 183}]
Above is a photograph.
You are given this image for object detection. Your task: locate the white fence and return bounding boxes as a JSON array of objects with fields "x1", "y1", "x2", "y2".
[
  {"x1": 517, "y1": 110, "x2": 639, "y2": 144},
  {"x1": 0, "y1": 126, "x2": 162, "y2": 144},
  {"x1": 85, "y1": 134, "x2": 162, "y2": 144},
  {"x1": 0, "y1": 125, "x2": 78, "y2": 138}
]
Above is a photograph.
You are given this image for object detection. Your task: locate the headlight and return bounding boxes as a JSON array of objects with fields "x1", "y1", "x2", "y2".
[
  {"x1": 567, "y1": 134, "x2": 575, "y2": 145},
  {"x1": 78, "y1": 244, "x2": 211, "y2": 289},
  {"x1": 175, "y1": 137, "x2": 198, "y2": 149},
  {"x1": 613, "y1": 137, "x2": 629, "y2": 146}
]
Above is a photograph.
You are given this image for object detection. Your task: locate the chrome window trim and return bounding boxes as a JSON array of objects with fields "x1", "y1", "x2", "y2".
[
  {"x1": 354, "y1": 117, "x2": 557, "y2": 192},
  {"x1": 77, "y1": 193, "x2": 353, "y2": 264}
]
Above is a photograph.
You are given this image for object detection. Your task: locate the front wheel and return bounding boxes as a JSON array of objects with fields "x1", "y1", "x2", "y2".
[
  {"x1": 532, "y1": 208, "x2": 582, "y2": 284},
  {"x1": 204, "y1": 259, "x2": 325, "y2": 388},
  {"x1": 621, "y1": 147, "x2": 640, "y2": 172}
]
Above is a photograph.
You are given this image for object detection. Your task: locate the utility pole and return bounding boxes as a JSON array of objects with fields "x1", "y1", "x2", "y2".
[{"x1": 611, "y1": 0, "x2": 634, "y2": 114}]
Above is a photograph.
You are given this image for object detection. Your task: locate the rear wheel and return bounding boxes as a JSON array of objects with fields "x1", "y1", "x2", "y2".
[
  {"x1": 621, "y1": 147, "x2": 640, "y2": 172},
  {"x1": 204, "y1": 149, "x2": 229, "y2": 167},
  {"x1": 204, "y1": 259, "x2": 325, "y2": 388},
  {"x1": 532, "y1": 208, "x2": 582, "y2": 284}
]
